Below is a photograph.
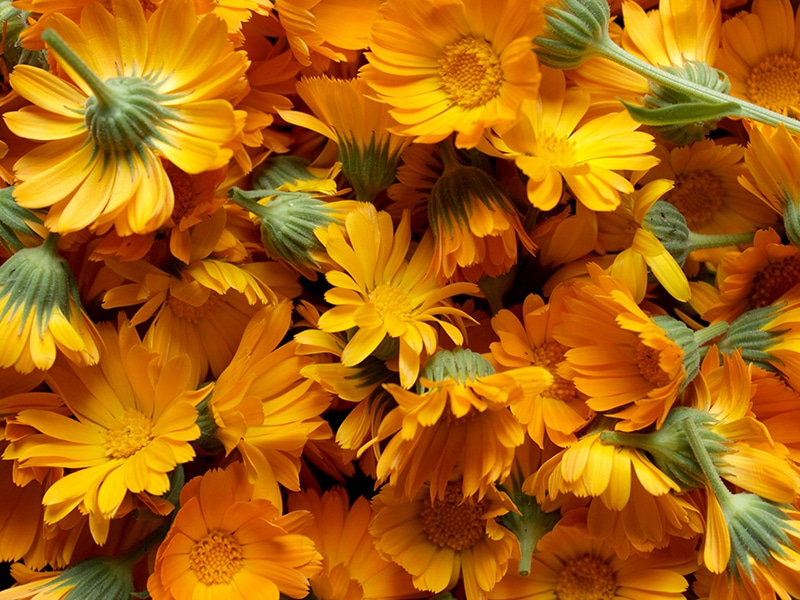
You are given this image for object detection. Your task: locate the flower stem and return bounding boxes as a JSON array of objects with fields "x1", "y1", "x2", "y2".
[
  {"x1": 694, "y1": 321, "x2": 729, "y2": 347},
  {"x1": 688, "y1": 230, "x2": 756, "y2": 251},
  {"x1": 41, "y1": 30, "x2": 115, "y2": 107},
  {"x1": 680, "y1": 415, "x2": 732, "y2": 510}
]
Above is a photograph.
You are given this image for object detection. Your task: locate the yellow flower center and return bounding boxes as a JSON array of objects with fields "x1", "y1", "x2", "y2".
[
  {"x1": 531, "y1": 342, "x2": 580, "y2": 402},
  {"x1": 746, "y1": 53, "x2": 800, "y2": 115},
  {"x1": 536, "y1": 132, "x2": 576, "y2": 168},
  {"x1": 666, "y1": 170, "x2": 724, "y2": 229},
  {"x1": 167, "y1": 291, "x2": 223, "y2": 323},
  {"x1": 439, "y1": 37, "x2": 504, "y2": 109},
  {"x1": 751, "y1": 255, "x2": 800, "y2": 308},
  {"x1": 189, "y1": 529, "x2": 244, "y2": 585},
  {"x1": 420, "y1": 482, "x2": 486, "y2": 551},
  {"x1": 104, "y1": 409, "x2": 153, "y2": 458},
  {"x1": 556, "y1": 554, "x2": 616, "y2": 600},
  {"x1": 369, "y1": 283, "x2": 413, "y2": 323},
  {"x1": 634, "y1": 340, "x2": 670, "y2": 388}
]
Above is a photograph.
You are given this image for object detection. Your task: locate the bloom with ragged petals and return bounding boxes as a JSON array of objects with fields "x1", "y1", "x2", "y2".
[
  {"x1": 314, "y1": 203, "x2": 479, "y2": 389},
  {"x1": 4, "y1": 0, "x2": 248, "y2": 235},
  {"x1": 486, "y1": 67, "x2": 659, "y2": 212},
  {"x1": 147, "y1": 462, "x2": 321, "y2": 600},
  {"x1": 3, "y1": 319, "x2": 211, "y2": 545},
  {"x1": 361, "y1": 0, "x2": 545, "y2": 148}
]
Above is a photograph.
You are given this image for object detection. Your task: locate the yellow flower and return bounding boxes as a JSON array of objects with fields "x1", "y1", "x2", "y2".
[
  {"x1": 487, "y1": 67, "x2": 658, "y2": 212},
  {"x1": 147, "y1": 462, "x2": 321, "y2": 600},
  {"x1": 4, "y1": 0, "x2": 247, "y2": 235},
  {"x1": 102, "y1": 257, "x2": 298, "y2": 385},
  {"x1": 488, "y1": 511, "x2": 695, "y2": 600},
  {"x1": 3, "y1": 319, "x2": 211, "y2": 545},
  {"x1": 370, "y1": 481, "x2": 518, "y2": 600},
  {"x1": 210, "y1": 302, "x2": 333, "y2": 510},
  {"x1": 361, "y1": 0, "x2": 545, "y2": 148},
  {"x1": 489, "y1": 291, "x2": 592, "y2": 448},
  {"x1": 315, "y1": 203, "x2": 479, "y2": 389},
  {"x1": 288, "y1": 487, "x2": 425, "y2": 600},
  {"x1": 716, "y1": 0, "x2": 800, "y2": 115}
]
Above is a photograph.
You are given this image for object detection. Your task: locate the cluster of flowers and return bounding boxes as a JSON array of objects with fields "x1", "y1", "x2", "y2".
[{"x1": 3, "y1": 0, "x2": 800, "y2": 597}]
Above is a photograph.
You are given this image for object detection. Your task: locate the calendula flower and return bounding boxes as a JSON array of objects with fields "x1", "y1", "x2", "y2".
[
  {"x1": 102, "y1": 256, "x2": 298, "y2": 385},
  {"x1": 209, "y1": 302, "x2": 333, "y2": 510},
  {"x1": 279, "y1": 76, "x2": 411, "y2": 202},
  {"x1": 704, "y1": 228, "x2": 800, "y2": 323},
  {"x1": 315, "y1": 203, "x2": 479, "y2": 389},
  {"x1": 716, "y1": 0, "x2": 800, "y2": 116},
  {"x1": 374, "y1": 347, "x2": 552, "y2": 500},
  {"x1": 370, "y1": 481, "x2": 518, "y2": 600},
  {"x1": 148, "y1": 462, "x2": 321, "y2": 600},
  {"x1": 0, "y1": 234, "x2": 101, "y2": 374},
  {"x1": 361, "y1": 0, "x2": 545, "y2": 148},
  {"x1": 487, "y1": 67, "x2": 658, "y2": 212},
  {"x1": 4, "y1": 0, "x2": 247, "y2": 235},
  {"x1": 288, "y1": 487, "x2": 425, "y2": 600},
  {"x1": 489, "y1": 291, "x2": 592, "y2": 448},
  {"x1": 488, "y1": 511, "x2": 695, "y2": 600},
  {"x1": 3, "y1": 318, "x2": 211, "y2": 545}
]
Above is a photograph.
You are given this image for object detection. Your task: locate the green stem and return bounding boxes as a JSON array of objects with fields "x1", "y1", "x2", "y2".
[
  {"x1": 438, "y1": 138, "x2": 462, "y2": 172},
  {"x1": 598, "y1": 40, "x2": 800, "y2": 135},
  {"x1": 688, "y1": 230, "x2": 756, "y2": 251},
  {"x1": 693, "y1": 321, "x2": 729, "y2": 347},
  {"x1": 41, "y1": 30, "x2": 115, "y2": 106},
  {"x1": 681, "y1": 416, "x2": 733, "y2": 510}
]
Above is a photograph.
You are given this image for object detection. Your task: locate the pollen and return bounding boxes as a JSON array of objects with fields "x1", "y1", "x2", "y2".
[
  {"x1": 439, "y1": 37, "x2": 504, "y2": 109},
  {"x1": 166, "y1": 163, "x2": 195, "y2": 223},
  {"x1": 420, "y1": 482, "x2": 487, "y2": 551},
  {"x1": 531, "y1": 342, "x2": 580, "y2": 402},
  {"x1": 634, "y1": 340, "x2": 670, "y2": 388},
  {"x1": 104, "y1": 409, "x2": 153, "y2": 458},
  {"x1": 369, "y1": 283, "x2": 413, "y2": 322},
  {"x1": 666, "y1": 170, "x2": 724, "y2": 229},
  {"x1": 189, "y1": 529, "x2": 244, "y2": 585},
  {"x1": 535, "y1": 132, "x2": 577, "y2": 168},
  {"x1": 751, "y1": 255, "x2": 800, "y2": 308},
  {"x1": 556, "y1": 554, "x2": 616, "y2": 600},
  {"x1": 746, "y1": 53, "x2": 800, "y2": 115},
  {"x1": 167, "y1": 291, "x2": 223, "y2": 323}
]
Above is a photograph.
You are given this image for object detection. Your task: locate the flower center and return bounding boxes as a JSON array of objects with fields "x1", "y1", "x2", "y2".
[
  {"x1": 438, "y1": 37, "x2": 503, "y2": 109},
  {"x1": 189, "y1": 529, "x2": 244, "y2": 585},
  {"x1": 751, "y1": 255, "x2": 800, "y2": 308},
  {"x1": 556, "y1": 554, "x2": 616, "y2": 600},
  {"x1": 167, "y1": 291, "x2": 223, "y2": 323},
  {"x1": 369, "y1": 283, "x2": 413, "y2": 323},
  {"x1": 104, "y1": 409, "x2": 153, "y2": 458},
  {"x1": 634, "y1": 340, "x2": 670, "y2": 388},
  {"x1": 666, "y1": 170, "x2": 724, "y2": 229},
  {"x1": 535, "y1": 132, "x2": 576, "y2": 168},
  {"x1": 166, "y1": 162, "x2": 195, "y2": 223},
  {"x1": 420, "y1": 482, "x2": 487, "y2": 551},
  {"x1": 746, "y1": 53, "x2": 800, "y2": 115},
  {"x1": 531, "y1": 342, "x2": 580, "y2": 402}
]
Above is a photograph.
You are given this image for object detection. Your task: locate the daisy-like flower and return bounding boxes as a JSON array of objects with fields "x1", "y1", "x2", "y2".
[
  {"x1": 596, "y1": 178, "x2": 691, "y2": 302},
  {"x1": 715, "y1": 0, "x2": 800, "y2": 116},
  {"x1": 147, "y1": 461, "x2": 321, "y2": 600},
  {"x1": 278, "y1": 76, "x2": 411, "y2": 202},
  {"x1": 101, "y1": 256, "x2": 298, "y2": 385},
  {"x1": 360, "y1": 0, "x2": 545, "y2": 148},
  {"x1": 489, "y1": 291, "x2": 592, "y2": 448},
  {"x1": 486, "y1": 67, "x2": 659, "y2": 212},
  {"x1": 552, "y1": 265, "x2": 691, "y2": 431},
  {"x1": 0, "y1": 234, "x2": 101, "y2": 374},
  {"x1": 637, "y1": 139, "x2": 777, "y2": 266},
  {"x1": 370, "y1": 481, "x2": 518, "y2": 600},
  {"x1": 3, "y1": 318, "x2": 211, "y2": 545},
  {"x1": 373, "y1": 347, "x2": 553, "y2": 500},
  {"x1": 314, "y1": 203, "x2": 479, "y2": 389},
  {"x1": 704, "y1": 228, "x2": 800, "y2": 323},
  {"x1": 3, "y1": 0, "x2": 247, "y2": 235},
  {"x1": 209, "y1": 302, "x2": 333, "y2": 511},
  {"x1": 488, "y1": 510, "x2": 695, "y2": 600},
  {"x1": 288, "y1": 487, "x2": 425, "y2": 600}
]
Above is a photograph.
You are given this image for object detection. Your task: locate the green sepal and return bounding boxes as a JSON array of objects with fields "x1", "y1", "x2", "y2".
[
  {"x1": 338, "y1": 132, "x2": 405, "y2": 203},
  {"x1": 420, "y1": 347, "x2": 495, "y2": 390},
  {"x1": 0, "y1": 186, "x2": 43, "y2": 253},
  {"x1": 717, "y1": 304, "x2": 783, "y2": 371}
]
